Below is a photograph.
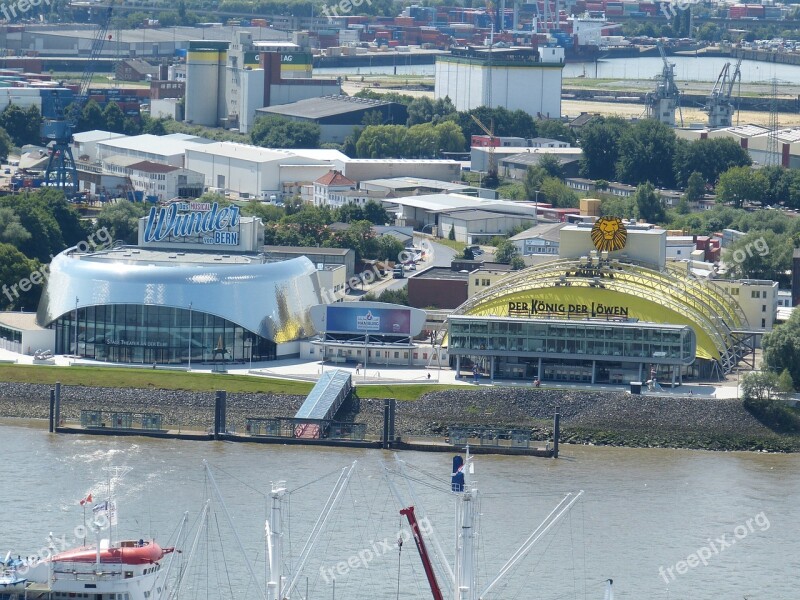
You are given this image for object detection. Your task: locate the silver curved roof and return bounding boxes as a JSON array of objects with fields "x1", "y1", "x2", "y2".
[{"x1": 37, "y1": 249, "x2": 323, "y2": 343}]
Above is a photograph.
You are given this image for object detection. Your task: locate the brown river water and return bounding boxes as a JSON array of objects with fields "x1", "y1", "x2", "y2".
[{"x1": 1, "y1": 422, "x2": 797, "y2": 600}]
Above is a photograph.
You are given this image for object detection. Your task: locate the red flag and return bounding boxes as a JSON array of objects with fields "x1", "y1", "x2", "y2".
[{"x1": 79, "y1": 493, "x2": 93, "y2": 506}]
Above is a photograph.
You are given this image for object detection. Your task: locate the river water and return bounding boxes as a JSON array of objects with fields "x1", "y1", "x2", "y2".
[
  {"x1": 316, "y1": 56, "x2": 800, "y2": 84},
  {"x1": 2, "y1": 422, "x2": 797, "y2": 600}
]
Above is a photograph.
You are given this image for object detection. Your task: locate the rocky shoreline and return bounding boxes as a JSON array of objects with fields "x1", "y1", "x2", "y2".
[{"x1": 0, "y1": 382, "x2": 797, "y2": 452}]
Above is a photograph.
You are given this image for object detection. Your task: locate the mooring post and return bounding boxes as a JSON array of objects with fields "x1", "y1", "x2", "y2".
[
  {"x1": 49, "y1": 388, "x2": 55, "y2": 433},
  {"x1": 214, "y1": 390, "x2": 227, "y2": 439},
  {"x1": 553, "y1": 405, "x2": 560, "y2": 459},
  {"x1": 382, "y1": 399, "x2": 391, "y2": 449},
  {"x1": 54, "y1": 381, "x2": 61, "y2": 428},
  {"x1": 388, "y1": 398, "x2": 397, "y2": 444}
]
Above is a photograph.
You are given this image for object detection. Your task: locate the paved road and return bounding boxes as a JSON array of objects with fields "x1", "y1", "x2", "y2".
[{"x1": 383, "y1": 236, "x2": 457, "y2": 292}]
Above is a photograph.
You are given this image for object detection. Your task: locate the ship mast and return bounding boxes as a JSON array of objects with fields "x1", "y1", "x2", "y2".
[
  {"x1": 454, "y1": 447, "x2": 477, "y2": 600},
  {"x1": 266, "y1": 482, "x2": 286, "y2": 600}
]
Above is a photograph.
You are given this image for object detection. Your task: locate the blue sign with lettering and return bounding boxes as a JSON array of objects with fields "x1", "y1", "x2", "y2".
[{"x1": 143, "y1": 201, "x2": 240, "y2": 245}]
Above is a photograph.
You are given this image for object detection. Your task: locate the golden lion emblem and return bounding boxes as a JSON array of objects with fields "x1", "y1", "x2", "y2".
[{"x1": 591, "y1": 217, "x2": 627, "y2": 252}]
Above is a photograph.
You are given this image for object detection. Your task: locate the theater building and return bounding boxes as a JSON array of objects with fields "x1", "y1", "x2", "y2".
[
  {"x1": 446, "y1": 218, "x2": 762, "y2": 384},
  {"x1": 36, "y1": 199, "x2": 324, "y2": 364}
]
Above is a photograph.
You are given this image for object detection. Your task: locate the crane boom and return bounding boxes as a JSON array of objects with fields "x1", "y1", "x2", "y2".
[{"x1": 400, "y1": 506, "x2": 444, "y2": 600}]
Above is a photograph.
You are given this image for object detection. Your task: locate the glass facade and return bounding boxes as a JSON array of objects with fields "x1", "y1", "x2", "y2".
[
  {"x1": 449, "y1": 318, "x2": 694, "y2": 362},
  {"x1": 51, "y1": 304, "x2": 276, "y2": 365},
  {"x1": 448, "y1": 316, "x2": 695, "y2": 384}
]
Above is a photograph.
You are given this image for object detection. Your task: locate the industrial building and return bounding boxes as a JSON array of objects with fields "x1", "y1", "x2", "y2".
[
  {"x1": 435, "y1": 46, "x2": 564, "y2": 117},
  {"x1": 471, "y1": 146, "x2": 582, "y2": 174},
  {"x1": 384, "y1": 193, "x2": 538, "y2": 231},
  {"x1": 438, "y1": 209, "x2": 535, "y2": 244},
  {"x1": 257, "y1": 95, "x2": 408, "y2": 144},
  {"x1": 95, "y1": 133, "x2": 211, "y2": 167},
  {"x1": 341, "y1": 159, "x2": 462, "y2": 184},
  {"x1": 509, "y1": 222, "x2": 567, "y2": 256},
  {"x1": 184, "y1": 33, "x2": 340, "y2": 134},
  {"x1": 408, "y1": 260, "x2": 513, "y2": 310},
  {"x1": 184, "y1": 142, "x2": 347, "y2": 199}
]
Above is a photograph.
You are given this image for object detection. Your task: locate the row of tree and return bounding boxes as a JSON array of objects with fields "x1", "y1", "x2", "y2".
[{"x1": 578, "y1": 117, "x2": 752, "y2": 189}]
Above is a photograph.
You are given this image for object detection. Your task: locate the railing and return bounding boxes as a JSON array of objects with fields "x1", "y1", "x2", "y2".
[
  {"x1": 245, "y1": 417, "x2": 366, "y2": 441},
  {"x1": 80, "y1": 410, "x2": 164, "y2": 431},
  {"x1": 448, "y1": 427, "x2": 541, "y2": 449}
]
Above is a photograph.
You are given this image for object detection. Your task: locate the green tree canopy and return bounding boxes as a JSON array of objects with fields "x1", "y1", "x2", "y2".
[
  {"x1": 633, "y1": 182, "x2": 666, "y2": 223},
  {"x1": 673, "y1": 137, "x2": 751, "y2": 187},
  {"x1": 250, "y1": 115, "x2": 321, "y2": 149},
  {"x1": 96, "y1": 200, "x2": 149, "y2": 245},
  {"x1": 577, "y1": 116, "x2": 630, "y2": 181},
  {"x1": 716, "y1": 166, "x2": 766, "y2": 208},
  {"x1": 103, "y1": 102, "x2": 126, "y2": 134},
  {"x1": 0, "y1": 126, "x2": 11, "y2": 162},
  {"x1": 537, "y1": 154, "x2": 564, "y2": 180},
  {"x1": 684, "y1": 171, "x2": 706, "y2": 203},
  {"x1": 615, "y1": 120, "x2": 677, "y2": 187},
  {"x1": 0, "y1": 104, "x2": 41, "y2": 147},
  {"x1": 495, "y1": 239, "x2": 520, "y2": 264},
  {"x1": 534, "y1": 119, "x2": 576, "y2": 145},
  {"x1": 0, "y1": 243, "x2": 42, "y2": 310}
]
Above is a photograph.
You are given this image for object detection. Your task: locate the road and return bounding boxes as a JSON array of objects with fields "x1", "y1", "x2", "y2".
[{"x1": 382, "y1": 236, "x2": 458, "y2": 293}]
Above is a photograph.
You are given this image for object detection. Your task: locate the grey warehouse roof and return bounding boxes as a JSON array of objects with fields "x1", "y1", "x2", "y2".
[{"x1": 258, "y1": 95, "x2": 395, "y2": 119}]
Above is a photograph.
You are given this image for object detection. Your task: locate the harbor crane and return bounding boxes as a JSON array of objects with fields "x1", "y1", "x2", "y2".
[
  {"x1": 645, "y1": 44, "x2": 683, "y2": 127},
  {"x1": 705, "y1": 58, "x2": 742, "y2": 128},
  {"x1": 40, "y1": 3, "x2": 114, "y2": 198}
]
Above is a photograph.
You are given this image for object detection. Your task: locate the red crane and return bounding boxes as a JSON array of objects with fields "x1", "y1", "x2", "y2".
[{"x1": 400, "y1": 506, "x2": 444, "y2": 600}]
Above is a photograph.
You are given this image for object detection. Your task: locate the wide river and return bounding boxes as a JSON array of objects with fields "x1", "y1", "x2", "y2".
[
  {"x1": 2, "y1": 422, "x2": 797, "y2": 600},
  {"x1": 317, "y1": 55, "x2": 800, "y2": 83}
]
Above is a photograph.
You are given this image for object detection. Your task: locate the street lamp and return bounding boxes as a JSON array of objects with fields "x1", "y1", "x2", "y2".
[
  {"x1": 187, "y1": 302, "x2": 192, "y2": 371},
  {"x1": 74, "y1": 296, "x2": 79, "y2": 357}
]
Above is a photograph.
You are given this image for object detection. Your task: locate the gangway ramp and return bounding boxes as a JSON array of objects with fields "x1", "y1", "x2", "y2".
[{"x1": 293, "y1": 369, "x2": 353, "y2": 439}]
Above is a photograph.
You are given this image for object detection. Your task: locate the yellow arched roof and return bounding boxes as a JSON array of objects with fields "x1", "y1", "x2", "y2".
[{"x1": 453, "y1": 258, "x2": 745, "y2": 364}]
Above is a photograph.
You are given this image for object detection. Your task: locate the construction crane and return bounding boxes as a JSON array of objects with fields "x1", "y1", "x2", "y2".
[
  {"x1": 471, "y1": 114, "x2": 498, "y2": 184},
  {"x1": 705, "y1": 58, "x2": 742, "y2": 129},
  {"x1": 40, "y1": 3, "x2": 115, "y2": 198},
  {"x1": 645, "y1": 44, "x2": 682, "y2": 127}
]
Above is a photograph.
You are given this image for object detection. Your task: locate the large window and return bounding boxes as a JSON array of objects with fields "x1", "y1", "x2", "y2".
[{"x1": 51, "y1": 304, "x2": 276, "y2": 365}]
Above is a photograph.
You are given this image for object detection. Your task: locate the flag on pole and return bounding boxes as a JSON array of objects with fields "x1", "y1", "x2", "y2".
[
  {"x1": 451, "y1": 456, "x2": 465, "y2": 492},
  {"x1": 93, "y1": 500, "x2": 109, "y2": 515},
  {"x1": 79, "y1": 493, "x2": 93, "y2": 506}
]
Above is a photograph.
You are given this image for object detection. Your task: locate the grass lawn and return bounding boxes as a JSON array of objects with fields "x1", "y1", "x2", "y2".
[{"x1": 0, "y1": 365, "x2": 458, "y2": 401}]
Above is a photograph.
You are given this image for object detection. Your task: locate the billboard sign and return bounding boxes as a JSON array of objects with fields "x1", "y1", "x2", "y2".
[
  {"x1": 143, "y1": 201, "x2": 241, "y2": 246},
  {"x1": 325, "y1": 305, "x2": 411, "y2": 335}
]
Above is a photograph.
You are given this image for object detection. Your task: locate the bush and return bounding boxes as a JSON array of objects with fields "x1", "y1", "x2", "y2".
[{"x1": 743, "y1": 397, "x2": 800, "y2": 434}]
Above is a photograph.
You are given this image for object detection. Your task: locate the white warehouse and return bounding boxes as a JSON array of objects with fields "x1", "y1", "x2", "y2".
[
  {"x1": 435, "y1": 46, "x2": 564, "y2": 117},
  {"x1": 184, "y1": 142, "x2": 348, "y2": 198}
]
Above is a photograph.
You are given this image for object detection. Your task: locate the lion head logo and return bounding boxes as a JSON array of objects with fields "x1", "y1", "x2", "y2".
[{"x1": 591, "y1": 217, "x2": 627, "y2": 252}]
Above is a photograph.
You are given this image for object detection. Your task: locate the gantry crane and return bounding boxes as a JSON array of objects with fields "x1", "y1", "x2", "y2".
[
  {"x1": 705, "y1": 58, "x2": 742, "y2": 128},
  {"x1": 41, "y1": 3, "x2": 114, "y2": 197},
  {"x1": 645, "y1": 44, "x2": 683, "y2": 127}
]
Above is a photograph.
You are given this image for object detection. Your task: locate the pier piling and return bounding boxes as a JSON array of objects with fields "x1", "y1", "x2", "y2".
[
  {"x1": 214, "y1": 390, "x2": 227, "y2": 439},
  {"x1": 49, "y1": 388, "x2": 55, "y2": 433},
  {"x1": 553, "y1": 406, "x2": 560, "y2": 459}
]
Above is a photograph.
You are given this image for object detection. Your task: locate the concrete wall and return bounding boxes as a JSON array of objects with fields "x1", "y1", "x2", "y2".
[{"x1": 559, "y1": 226, "x2": 667, "y2": 270}]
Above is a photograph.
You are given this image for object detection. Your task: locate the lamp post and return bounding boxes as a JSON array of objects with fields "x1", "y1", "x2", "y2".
[
  {"x1": 187, "y1": 302, "x2": 192, "y2": 371},
  {"x1": 74, "y1": 297, "x2": 79, "y2": 357}
]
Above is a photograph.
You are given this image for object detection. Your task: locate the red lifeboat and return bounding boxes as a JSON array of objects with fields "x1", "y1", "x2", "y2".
[{"x1": 53, "y1": 541, "x2": 174, "y2": 565}]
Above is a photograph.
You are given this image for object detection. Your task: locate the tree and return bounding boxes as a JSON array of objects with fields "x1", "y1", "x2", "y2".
[
  {"x1": 0, "y1": 243, "x2": 42, "y2": 310},
  {"x1": 0, "y1": 104, "x2": 41, "y2": 147},
  {"x1": 250, "y1": 115, "x2": 320, "y2": 149},
  {"x1": 96, "y1": 200, "x2": 148, "y2": 245},
  {"x1": 716, "y1": 166, "x2": 766, "y2": 208},
  {"x1": 495, "y1": 239, "x2": 519, "y2": 264},
  {"x1": 0, "y1": 127, "x2": 11, "y2": 162},
  {"x1": 77, "y1": 100, "x2": 106, "y2": 133},
  {"x1": 142, "y1": 116, "x2": 168, "y2": 136},
  {"x1": 407, "y1": 96, "x2": 456, "y2": 126},
  {"x1": 364, "y1": 287, "x2": 409, "y2": 305},
  {"x1": 615, "y1": 120, "x2": 677, "y2": 187},
  {"x1": 578, "y1": 116, "x2": 630, "y2": 180},
  {"x1": 540, "y1": 176, "x2": 579, "y2": 208},
  {"x1": 724, "y1": 230, "x2": 791, "y2": 285},
  {"x1": 363, "y1": 200, "x2": 390, "y2": 225},
  {"x1": 684, "y1": 171, "x2": 706, "y2": 203},
  {"x1": 462, "y1": 247, "x2": 474, "y2": 260},
  {"x1": 778, "y1": 369, "x2": 795, "y2": 396},
  {"x1": 0, "y1": 207, "x2": 31, "y2": 247},
  {"x1": 524, "y1": 166, "x2": 546, "y2": 201},
  {"x1": 763, "y1": 310, "x2": 800, "y2": 390},
  {"x1": 448, "y1": 226, "x2": 456, "y2": 240},
  {"x1": 538, "y1": 154, "x2": 564, "y2": 180},
  {"x1": 375, "y1": 235, "x2": 405, "y2": 263},
  {"x1": 535, "y1": 119, "x2": 576, "y2": 145},
  {"x1": 741, "y1": 371, "x2": 780, "y2": 401},
  {"x1": 673, "y1": 137, "x2": 751, "y2": 187},
  {"x1": 634, "y1": 182, "x2": 666, "y2": 223},
  {"x1": 356, "y1": 124, "x2": 406, "y2": 158},
  {"x1": 510, "y1": 255, "x2": 526, "y2": 270},
  {"x1": 103, "y1": 102, "x2": 126, "y2": 134}
]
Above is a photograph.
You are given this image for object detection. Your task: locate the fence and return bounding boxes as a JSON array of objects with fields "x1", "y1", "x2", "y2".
[
  {"x1": 245, "y1": 417, "x2": 366, "y2": 441},
  {"x1": 80, "y1": 410, "x2": 164, "y2": 431}
]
